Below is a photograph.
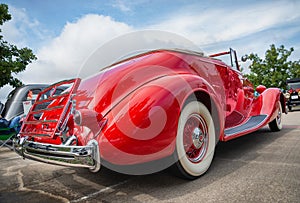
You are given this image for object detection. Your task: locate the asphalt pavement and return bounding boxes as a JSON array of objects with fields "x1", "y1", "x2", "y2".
[{"x1": 0, "y1": 110, "x2": 299, "y2": 203}]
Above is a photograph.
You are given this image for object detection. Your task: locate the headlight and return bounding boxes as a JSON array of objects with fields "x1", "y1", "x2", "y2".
[
  {"x1": 298, "y1": 91, "x2": 300, "y2": 96},
  {"x1": 285, "y1": 93, "x2": 290, "y2": 99}
]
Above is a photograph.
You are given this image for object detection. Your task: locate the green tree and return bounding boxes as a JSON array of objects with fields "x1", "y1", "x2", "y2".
[
  {"x1": 245, "y1": 44, "x2": 300, "y2": 89},
  {"x1": 0, "y1": 4, "x2": 37, "y2": 88}
]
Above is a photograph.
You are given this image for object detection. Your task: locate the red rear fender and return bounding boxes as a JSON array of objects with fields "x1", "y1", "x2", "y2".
[{"x1": 98, "y1": 74, "x2": 224, "y2": 165}]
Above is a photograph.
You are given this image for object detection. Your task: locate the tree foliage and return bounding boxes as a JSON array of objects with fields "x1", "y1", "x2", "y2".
[
  {"x1": 0, "y1": 4, "x2": 37, "y2": 88},
  {"x1": 245, "y1": 44, "x2": 300, "y2": 89}
]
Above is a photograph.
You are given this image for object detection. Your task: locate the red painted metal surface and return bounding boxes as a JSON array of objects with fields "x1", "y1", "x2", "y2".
[{"x1": 18, "y1": 49, "x2": 284, "y2": 165}]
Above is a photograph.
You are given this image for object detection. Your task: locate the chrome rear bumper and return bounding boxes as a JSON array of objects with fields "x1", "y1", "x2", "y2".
[{"x1": 13, "y1": 136, "x2": 101, "y2": 172}]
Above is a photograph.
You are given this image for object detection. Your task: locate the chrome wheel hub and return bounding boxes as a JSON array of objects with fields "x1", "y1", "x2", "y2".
[
  {"x1": 192, "y1": 127, "x2": 204, "y2": 149},
  {"x1": 277, "y1": 110, "x2": 282, "y2": 125},
  {"x1": 183, "y1": 114, "x2": 209, "y2": 163}
]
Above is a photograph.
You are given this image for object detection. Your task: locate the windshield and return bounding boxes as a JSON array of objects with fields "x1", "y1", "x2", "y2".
[
  {"x1": 6, "y1": 89, "x2": 16, "y2": 100},
  {"x1": 288, "y1": 82, "x2": 300, "y2": 89},
  {"x1": 209, "y1": 48, "x2": 240, "y2": 71}
]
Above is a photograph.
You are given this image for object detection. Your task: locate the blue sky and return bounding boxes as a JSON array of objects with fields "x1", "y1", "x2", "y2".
[{"x1": 1, "y1": 0, "x2": 300, "y2": 101}]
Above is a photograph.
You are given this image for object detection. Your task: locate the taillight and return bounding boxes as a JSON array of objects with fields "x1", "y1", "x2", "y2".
[{"x1": 74, "y1": 109, "x2": 107, "y2": 134}]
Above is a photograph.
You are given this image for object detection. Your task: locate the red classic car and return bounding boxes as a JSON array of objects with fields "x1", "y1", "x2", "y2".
[
  {"x1": 14, "y1": 48, "x2": 285, "y2": 179},
  {"x1": 286, "y1": 78, "x2": 300, "y2": 111}
]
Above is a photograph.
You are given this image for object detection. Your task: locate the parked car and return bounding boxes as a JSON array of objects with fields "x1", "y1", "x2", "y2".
[
  {"x1": 0, "y1": 84, "x2": 67, "y2": 135},
  {"x1": 0, "y1": 102, "x2": 4, "y2": 115},
  {"x1": 1, "y1": 84, "x2": 67, "y2": 120},
  {"x1": 1, "y1": 85, "x2": 48, "y2": 144},
  {"x1": 1, "y1": 84, "x2": 48, "y2": 121},
  {"x1": 14, "y1": 48, "x2": 285, "y2": 179},
  {"x1": 285, "y1": 78, "x2": 300, "y2": 111}
]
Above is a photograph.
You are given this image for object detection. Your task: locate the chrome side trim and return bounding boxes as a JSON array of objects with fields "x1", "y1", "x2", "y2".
[{"x1": 13, "y1": 136, "x2": 101, "y2": 172}]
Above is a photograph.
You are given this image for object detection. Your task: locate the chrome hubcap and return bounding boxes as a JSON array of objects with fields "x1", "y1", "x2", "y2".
[
  {"x1": 277, "y1": 104, "x2": 282, "y2": 125},
  {"x1": 183, "y1": 114, "x2": 208, "y2": 163},
  {"x1": 277, "y1": 110, "x2": 281, "y2": 124},
  {"x1": 192, "y1": 127, "x2": 204, "y2": 149}
]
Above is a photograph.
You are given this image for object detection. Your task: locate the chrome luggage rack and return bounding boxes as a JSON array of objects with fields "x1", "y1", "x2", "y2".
[{"x1": 13, "y1": 78, "x2": 101, "y2": 172}]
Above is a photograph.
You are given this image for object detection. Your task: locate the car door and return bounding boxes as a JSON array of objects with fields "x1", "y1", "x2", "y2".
[{"x1": 224, "y1": 49, "x2": 254, "y2": 128}]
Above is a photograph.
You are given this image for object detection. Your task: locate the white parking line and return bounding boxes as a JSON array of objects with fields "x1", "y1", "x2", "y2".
[
  {"x1": 71, "y1": 179, "x2": 130, "y2": 202},
  {"x1": 0, "y1": 156, "x2": 21, "y2": 161}
]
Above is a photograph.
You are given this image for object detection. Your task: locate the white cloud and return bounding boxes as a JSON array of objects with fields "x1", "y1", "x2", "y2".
[
  {"x1": 1, "y1": 0, "x2": 300, "y2": 102},
  {"x1": 2, "y1": 6, "x2": 30, "y2": 47},
  {"x1": 148, "y1": 1, "x2": 300, "y2": 47},
  {"x1": 111, "y1": 0, "x2": 149, "y2": 13},
  {"x1": 144, "y1": 0, "x2": 300, "y2": 72},
  {"x1": 1, "y1": 5, "x2": 47, "y2": 49},
  {"x1": 112, "y1": 0, "x2": 131, "y2": 12},
  {"x1": 0, "y1": 14, "x2": 133, "y2": 101},
  {"x1": 19, "y1": 14, "x2": 133, "y2": 84}
]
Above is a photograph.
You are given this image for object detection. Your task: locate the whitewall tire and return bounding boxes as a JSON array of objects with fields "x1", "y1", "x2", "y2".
[
  {"x1": 269, "y1": 101, "x2": 283, "y2": 132},
  {"x1": 174, "y1": 101, "x2": 216, "y2": 179}
]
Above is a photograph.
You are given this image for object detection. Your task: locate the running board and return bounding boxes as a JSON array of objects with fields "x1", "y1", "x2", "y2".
[{"x1": 224, "y1": 115, "x2": 268, "y2": 137}]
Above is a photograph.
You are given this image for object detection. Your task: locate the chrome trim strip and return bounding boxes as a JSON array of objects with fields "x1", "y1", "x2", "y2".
[{"x1": 13, "y1": 136, "x2": 101, "y2": 172}]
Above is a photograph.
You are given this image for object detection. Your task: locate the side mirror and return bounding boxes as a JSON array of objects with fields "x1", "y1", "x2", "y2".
[
  {"x1": 256, "y1": 85, "x2": 267, "y2": 94},
  {"x1": 0, "y1": 102, "x2": 4, "y2": 115},
  {"x1": 241, "y1": 55, "x2": 248, "y2": 62}
]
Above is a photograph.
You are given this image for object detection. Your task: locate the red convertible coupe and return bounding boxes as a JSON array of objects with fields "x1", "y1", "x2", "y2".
[{"x1": 14, "y1": 48, "x2": 285, "y2": 179}]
